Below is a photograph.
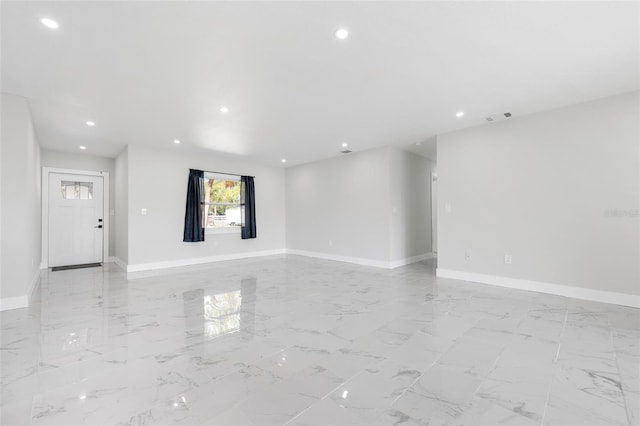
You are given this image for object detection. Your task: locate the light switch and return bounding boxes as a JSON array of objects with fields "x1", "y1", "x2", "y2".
[{"x1": 141, "y1": 208, "x2": 147, "y2": 215}]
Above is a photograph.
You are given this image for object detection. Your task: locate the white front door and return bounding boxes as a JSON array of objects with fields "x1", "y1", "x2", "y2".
[{"x1": 49, "y1": 173, "x2": 104, "y2": 267}]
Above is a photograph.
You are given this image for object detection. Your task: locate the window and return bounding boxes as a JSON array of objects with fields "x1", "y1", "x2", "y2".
[
  {"x1": 203, "y1": 173, "x2": 241, "y2": 231},
  {"x1": 61, "y1": 181, "x2": 93, "y2": 200}
]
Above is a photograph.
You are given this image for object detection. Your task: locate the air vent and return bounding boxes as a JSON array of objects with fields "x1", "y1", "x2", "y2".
[
  {"x1": 340, "y1": 149, "x2": 352, "y2": 154},
  {"x1": 485, "y1": 112, "x2": 513, "y2": 123}
]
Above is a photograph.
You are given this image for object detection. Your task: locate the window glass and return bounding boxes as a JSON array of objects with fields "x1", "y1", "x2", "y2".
[
  {"x1": 61, "y1": 181, "x2": 93, "y2": 200},
  {"x1": 203, "y1": 177, "x2": 241, "y2": 229}
]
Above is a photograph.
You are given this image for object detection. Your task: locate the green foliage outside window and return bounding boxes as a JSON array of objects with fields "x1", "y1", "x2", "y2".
[{"x1": 206, "y1": 179, "x2": 240, "y2": 215}]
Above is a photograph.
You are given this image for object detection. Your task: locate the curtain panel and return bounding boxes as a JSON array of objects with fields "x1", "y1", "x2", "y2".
[
  {"x1": 183, "y1": 169, "x2": 205, "y2": 242},
  {"x1": 241, "y1": 176, "x2": 257, "y2": 239}
]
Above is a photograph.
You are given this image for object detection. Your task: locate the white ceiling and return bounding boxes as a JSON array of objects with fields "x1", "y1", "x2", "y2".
[{"x1": 2, "y1": 1, "x2": 638, "y2": 165}]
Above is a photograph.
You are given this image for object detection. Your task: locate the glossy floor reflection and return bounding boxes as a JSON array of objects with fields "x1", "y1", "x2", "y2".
[{"x1": 1, "y1": 255, "x2": 638, "y2": 425}]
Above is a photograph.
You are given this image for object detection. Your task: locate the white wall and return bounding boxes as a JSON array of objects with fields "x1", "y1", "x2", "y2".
[
  {"x1": 114, "y1": 147, "x2": 128, "y2": 265},
  {"x1": 437, "y1": 91, "x2": 640, "y2": 299},
  {"x1": 40, "y1": 149, "x2": 116, "y2": 256},
  {"x1": 286, "y1": 146, "x2": 433, "y2": 266},
  {"x1": 125, "y1": 145, "x2": 285, "y2": 269},
  {"x1": 286, "y1": 147, "x2": 391, "y2": 263},
  {"x1": 389, "y1": 149, "x2": 436, "y2": 262},
  {"x1": 0, "y1": 93, "x2": 41, "y2": 310}
]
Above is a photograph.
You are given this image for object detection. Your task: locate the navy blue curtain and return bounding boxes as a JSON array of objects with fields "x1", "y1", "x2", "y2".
[
  {"x1": 241, "y1": 176, "x2": 256, "y2": 239},
  {"x1": 183, "y1": 169, "x2": 205, "y2": 242}
]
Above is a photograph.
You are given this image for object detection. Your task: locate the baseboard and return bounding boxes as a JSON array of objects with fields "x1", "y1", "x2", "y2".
[
  {"x1": 286, "y1": 249, "x2": 434, "y2": 269},
  {"x1": 436, "y1": 268, "x2": 640, "y2": 309},
  {"x1": 286, "y1": 249, "x2": 390, "y2": 268},
  {"x1": 0, "y1": 296, "x2": 29, "y2": 311},
  {"x1": 109, "y1": 257, "x2": 128, "y2": 271},
  {"x1": 27, "y1": 267, "x2": 41, "y2": 298},
  {"x1": 0, "y1": 266, "x2": 41, "y2": 311},
  {"x1": 389, "y1": 252, "x2": 435, "y2": 269},
  {"x1": 126, "y1": 249, "x2": 286, "y2": 273}
]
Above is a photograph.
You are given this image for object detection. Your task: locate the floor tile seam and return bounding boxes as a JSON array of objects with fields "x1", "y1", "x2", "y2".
[
  {"x1": 471, "y1": 344, "x2": 507, "y2": 397},
  {"x1": 281, "y1": 369, "x2": 368, "y2": 426},
  {"x1": 387, "y1": 347, "x2": 451, "y2": 409},
  {"x1": 540, "y1": 309, "x2": 569, "y2": 426},
  {"x1": 609, "y1": 324, "x2": 633, "y2": 426},
  {"x1": 106, "y1": 345, "x2": 296, "y2": 426},
  {"x1": 9, "y1": 345, "x2": 121, "y2": 397},
  {"x1": 30, "y1": 343, "x2": 291, "y2": 411}
]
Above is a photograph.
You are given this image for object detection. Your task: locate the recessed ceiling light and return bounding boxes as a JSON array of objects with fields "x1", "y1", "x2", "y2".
[
  {"x1": 281, "y1": 159, "x2": 287, "y2": 163},
  {"x1": 341, "y1": 142, "x2": 348, "y2": 148},
  {"x1": 456, "y1": 111, "x2": 465, "y2": 118},
  {"x1": 173, "y1": 139, "x2": 181, "y2": 144},
  {"x1": 86, "y1": 121, "x2": 95, "y2": 126},
  {"x1": 220, "y1": 106, "x2": 229, "y2": 113},
  {"x1": 79, "y1": 146, "x2": 86, "y2": 150},
  {"x1": 335, "y1": 28, "x2": 349, "y2": 40},
  {"x1": 41, "y1": 18, "x2": 59, "y2": 29}
]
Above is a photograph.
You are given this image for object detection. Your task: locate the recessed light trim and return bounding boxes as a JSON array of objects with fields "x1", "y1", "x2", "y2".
[
  {"x1": 220, "y1": 106, "x2": 229, "y2": 113},
  {"x1": 79, "y1": 146, "x2": 87, "y2": 150},
  {"x1": 335, "y1": 28, "x2": 349, "y2": 40},
  {"x1": 41, "y1": 18, "x2": 59, "y2": 29},
  {"x1": 86, "y1": 121, "x2": 95, "y2": 126},
  {"x1": 456, "y1": 111, "x2": 465, "y2": 118},
  {"x1": 173, "y1": 139, "x2": 181, "y2": 144},
  {"x1": 281, "y1": 159, "x2": 287, "y2": 163}
]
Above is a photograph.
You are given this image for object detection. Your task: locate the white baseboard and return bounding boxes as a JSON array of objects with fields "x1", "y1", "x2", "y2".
[
  {"x1": 286, "y1": 249, "x2": 434, "y2": 269},
  {"x1": 28, "y1": 267, "x2": 41, "y2": 298},
  {"x1": 0, "y1": 296, "x2": 29, "y2": 311},
  {"x1": 126, "y1": 249, "x2": 286, "y2": 273},
  {"x1": 109, "y1": 257, "x2": 128, "y2": 271},
  {"x1": 0, "y1": 268, "x2": 42, "y2": 312},
  {"x1": 436, "y1": 268, "x2": 640, "y2": 309},
  {"x1": 389, "y1": 252, "x2": 435, "y2": 269},
  {"x1": 286, "y1": 249, "x2": 390, "y2": 268}
]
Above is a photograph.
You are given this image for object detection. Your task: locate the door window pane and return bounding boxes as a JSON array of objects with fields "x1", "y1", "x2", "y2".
[{"x1": 61, "y1": 181, "x2": 93, "y2": 200}]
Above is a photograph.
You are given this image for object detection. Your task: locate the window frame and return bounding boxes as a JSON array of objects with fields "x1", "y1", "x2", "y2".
[{"x1": 203, "y1": 172, "x2": 242, "y2": 234}]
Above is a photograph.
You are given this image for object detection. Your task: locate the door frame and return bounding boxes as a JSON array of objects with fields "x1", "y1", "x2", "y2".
[
  {"x1": 431, "y1": 172, "x2": 437, "y2": 255},
  {"x1": 41, "y1": 167, "x2": 110, "y2": 268}
]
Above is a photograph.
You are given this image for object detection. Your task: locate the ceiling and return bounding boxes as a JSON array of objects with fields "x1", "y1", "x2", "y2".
[{"x1": 2, "y1": 1, "x2": 638, "y2": 165}]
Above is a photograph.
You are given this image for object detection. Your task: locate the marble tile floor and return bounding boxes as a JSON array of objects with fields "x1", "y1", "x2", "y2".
[{"x1": 1, "y1": 255, "x2": 638, "y2": 426}]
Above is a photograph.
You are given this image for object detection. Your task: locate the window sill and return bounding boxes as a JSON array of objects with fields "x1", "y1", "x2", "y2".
[{"x1": 206, "y1": 227, "x2": 241, "y2": 235}]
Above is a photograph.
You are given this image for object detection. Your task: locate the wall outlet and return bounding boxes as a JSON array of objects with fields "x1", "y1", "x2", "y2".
[
  {"x1": 504, "y1": 254, "x2": 513, "y2": 265},
  {"x1": 141, "y1": 208, "x2": 147, "y2": 215},
  {"x1": 464, "y1": 251, "x2": 471, "y2": 261}
]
